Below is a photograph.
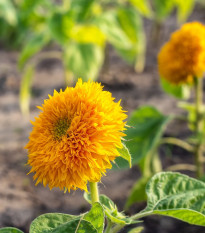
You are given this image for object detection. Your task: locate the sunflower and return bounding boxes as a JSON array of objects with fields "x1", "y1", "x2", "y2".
[
  {"x1": 158, "y1": 22, "x2": 205, "y2": 85},
  {"x1": 26, "y1": 79, "x2": 127, "y2": 192}
]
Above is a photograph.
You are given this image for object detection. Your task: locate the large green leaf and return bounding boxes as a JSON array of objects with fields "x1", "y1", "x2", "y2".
[
  {"x1": 95, "y1": 11, "x2": 132, "y2": 50},
  {"x1": 30, "y1": 213, "x2": 98, "y2": 233},
  {"x1": 64, "y1": 42, "x2": 104, "y2": 81},
  {"x1": 160, "y1": 78, "x2": 191, "y2": 99},
  {"x1": 116, "y1": 8, "x2": 146, "y2": 72},
  {"x1": 128, "y1": 0, "x2": 152, "y2": 17},
  {"x1": 30, "y1": 213, "x2": 79, "y2": 233},
  {"x1": 70, "y1": 0, "x2": 95, "y2": 21},
  {"x1": 141, "y1": 172, "x2": 205, "y2": 226},
  {"x1": 125, "y1": 175, "x2": 151, "y2": 209},
  {"x1": 0, "y1": 0, "x2": 17, "y2": 25},
  {"x1": 84, "y1": 203, "x2": 104, "y2": 233},
  {"x1": 48, "y1": 12, "x2": 74, "y2": 45},
  {"x1": 97, "y1": 8, "x2": 145, "y2": 71},
  {"x1": 70, "y1": 25, "x2": 105, "y2": 47},
  {"x1": 175, "y1": 0, "x2": 195, "y2": 22},
  {"x1": 18, "y1": 33, "x2": 50, "y2": 69},
  {"x1": 0, "y1": 228, "x2": 24, "y2": 233},
  {"x1": 115, "y1": 106, "x2": 171, "y2": 169},
  {"x1": 52, "y1": 219, "x2": 97, "y2": 233},
  {"x1": 153, "y1": 0, "x2": 175, "y2": 21},
  {"x1": 30, "y1": 203, "x2": 104, "y2": 233}
]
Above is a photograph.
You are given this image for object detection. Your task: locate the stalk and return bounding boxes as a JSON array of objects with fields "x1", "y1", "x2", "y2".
[
  {"x1": 89, "y1": 182, "x2": 99, "y2": 204},
  {"x1": 194, "y1": 77, "x2": 204, "y2": 178},
  {"x1": 110, "y1": 224, "x2": 125, "y2": 233},
  {"x1": 159, "y1": 137, "x2": 194, "y2": 152},
  {"x1": 104, "y1": 220, "x2": 113, "y2": 233},
  {"x1": 64, "y1": 69, "x2": 74, "y2": 87}
]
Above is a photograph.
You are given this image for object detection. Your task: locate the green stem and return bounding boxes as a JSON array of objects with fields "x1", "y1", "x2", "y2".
[
  {"x1": 130, "y1": 211, "x2": 153, "y2": 221},
  {"x1": 89, "y1": 182, "x2": 99, "y2": 204},
  {"x1": 64, "y1": 69, "x2": 74, "y2": 87},
  {"x1": 134, "y1": 29, "x2": 146, "y2": 73},
  {"x1": 104, "y1": 219, "x2": 113, "y2": 233},
  {"x1": 194, "y1": 77, "x2": 204, "y2": 178},
  {"x1": 166, "y1": 164, "x2": 196, "y2": 172},
  {"x1": 159, "y1": 137, "x2": 194, "y2": 152},
  {"x1": 110, "y1": 224, "x2": 125, "y2": 233}
]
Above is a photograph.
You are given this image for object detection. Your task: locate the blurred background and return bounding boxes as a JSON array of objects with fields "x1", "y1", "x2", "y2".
[{"x1": 0, "y1": 0, "x2": 205, "y2": 232}]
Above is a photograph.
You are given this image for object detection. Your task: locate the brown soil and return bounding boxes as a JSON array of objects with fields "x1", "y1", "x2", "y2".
[{"x1": 0, "y1": 4, "x2": 205, "y2": 233}]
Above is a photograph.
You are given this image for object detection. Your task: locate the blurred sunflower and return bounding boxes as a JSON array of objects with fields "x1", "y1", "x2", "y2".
[
  {"x1": 26, "y1": 79, "x2": 127, "y2": 192},
  {"x1": 158, "y1": 22, "x2": 205, "y2": 85}
]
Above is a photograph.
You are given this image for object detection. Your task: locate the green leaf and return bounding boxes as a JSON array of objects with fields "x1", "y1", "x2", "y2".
[
  {"x1": 96, "y1": 11, "x2": 132, "y2": 50},
  {"x1": 175, "y1": 0, "x2": 195, "y2": 22},
  {"x1": 115, "y1": 106, "x2": 171, "y2": 169},
  {"x1": 142, "y1": 172, "x2": 205, "y2": 226},
  {"x1": 129, "y1": 0, "x2": 152, "y2": 17},
  {"x1": 153, "y1": 0, "x2": 175, "y2": 21},
  {"x1": 30, "y1": 212, "x2": 97, "y2": 233},
  {"x1": 98, "y1": 8, "x2": 146, "y2": 71},
  {"x1": 125, "y1": 176, "x2": 150, "y2": 209},
  {"x1": 84, "y1": 203, "x2": 104, "y2": 233},
  {"x1": 70, "y1": 0, "x2": 95, "y2": 21},
  {"x1": 0, "y1": 0, "x2": 17, "y2": 26},
  {"x1": 84, "y1": 192, "x2": 92, "y2": 204},
  {"x1": 18, "y1": 33, "x2": 50, "y2": 69},
  {"x1": 116, "y1": 143, "x2": 132, "y2": 168},
  {"x1": 30, "y1": 213, "x2": 79, "y2": 233},
  {"x1": 19, "y1": 65, "x2": 34, "y2": 115},
  {"x1": 128, "y1": 226, "x2": 144, "y2": 233},
  {"x1": 64, "y1": 42, "x2": 104, "y2": 81},
  {"x1": 99, "y1": 195, "x2": 115, "y2": 210},
  {"x1": 0, "y1": 228, "x2": 24, "y2": 233},
  {"x1": 52, "y1": 219, "x2": 97, "y2": 233},
  {"x1": 48, "y1": 12, "x2": 74, "y2": 45},
  {"x1": 160, "y1": 78, "x2": 191, "y2": 99},
  {"x1": 116, "y1": 8, "x2": 146, "y2": 72},
  {"x1": 70, "y1": 25, "x2": 105, "y2": 47}
]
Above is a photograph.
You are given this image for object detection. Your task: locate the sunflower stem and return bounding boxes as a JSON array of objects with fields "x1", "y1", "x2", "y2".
[
  {"x1": 194, "y1": 77, "x2": 204, "y2": 178},
  {"x1": 110, "y1": 224, "x2": 125, "y2": 233},
  {"x1": 104, "y1": 219, "x2": 113, "y2": 233},
  {"x1": 89, "y1": 182, "x2": 99, "y2": 204}
]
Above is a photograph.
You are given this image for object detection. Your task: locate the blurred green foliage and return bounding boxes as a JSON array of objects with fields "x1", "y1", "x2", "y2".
[{"x1": 0, "y1": 0, "x2": 198, "y2": 114}]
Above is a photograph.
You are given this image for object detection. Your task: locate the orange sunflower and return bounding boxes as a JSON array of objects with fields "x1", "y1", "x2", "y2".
[
  {"x1": 158, "y1": 22, "x2": 205, "y2": 84},
  {"x1": 26, "y1": 79, "x2": 127, "y2": 192}
]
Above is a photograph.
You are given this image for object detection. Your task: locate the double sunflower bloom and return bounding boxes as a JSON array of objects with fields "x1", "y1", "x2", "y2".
[
  {"x1": 26, "y1": 79, "x2": 127, "y2": 192},
  {"x1": 158, "y1": 22, "x2": 205, "y2": 84}
]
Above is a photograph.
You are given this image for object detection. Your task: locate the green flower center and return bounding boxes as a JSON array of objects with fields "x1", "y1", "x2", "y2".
[{"x1": 53, "y1": 118, "x2": 71, "y2": 141}]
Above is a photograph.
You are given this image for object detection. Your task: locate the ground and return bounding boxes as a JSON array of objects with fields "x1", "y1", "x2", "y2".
[{"x1": 0, "y1": 4, "x2": 205, "y2": 233}]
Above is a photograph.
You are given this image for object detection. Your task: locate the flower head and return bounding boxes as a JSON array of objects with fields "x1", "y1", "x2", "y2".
[
  {"x1": 158, "y1": 22, "x2": 205, "y2": 84},
  {"x1": 26, "y1": 79, "x2": 127, "y2": 192}
]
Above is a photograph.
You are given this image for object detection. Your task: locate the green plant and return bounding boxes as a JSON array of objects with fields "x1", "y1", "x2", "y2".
[
  {"x1": 1, "y1": 172, "x2": 205, "y2": 232},
  {"x1": 17, "y1": 0, "x2": 146, "y2": 115},
  {"x1": 122, "y1": 21, "x2": 205, "y2": 209}
]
